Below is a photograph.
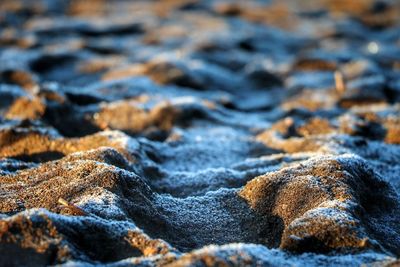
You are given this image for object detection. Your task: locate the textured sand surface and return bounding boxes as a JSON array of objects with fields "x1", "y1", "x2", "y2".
[{"x1": 1, "y1": 0, "x2": 400, "y2": 266}]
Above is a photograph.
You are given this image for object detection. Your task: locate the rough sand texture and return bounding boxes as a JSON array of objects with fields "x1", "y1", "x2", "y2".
[{"x1": 0, "y1": 0, "x2": 400, "y2": 266}]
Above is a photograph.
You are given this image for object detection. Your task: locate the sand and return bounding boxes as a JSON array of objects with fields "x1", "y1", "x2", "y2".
[{"x1": 0, "y1": 0, "x2": 400, "y2": 266}]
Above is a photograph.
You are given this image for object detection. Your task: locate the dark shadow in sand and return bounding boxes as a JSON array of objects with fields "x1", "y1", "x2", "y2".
[{"x1": 11, "y1": 151, "x2": 65, "y2": 163}]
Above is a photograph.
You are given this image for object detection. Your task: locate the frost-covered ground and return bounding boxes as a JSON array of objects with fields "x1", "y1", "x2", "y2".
[{"x1": 0, "y1": 0, "x2": 400, "y2": 266}]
